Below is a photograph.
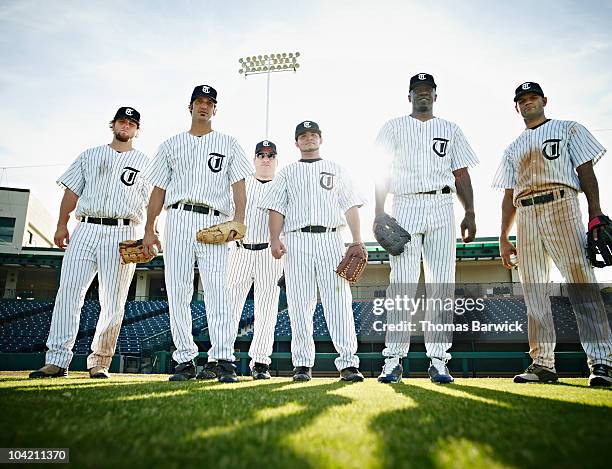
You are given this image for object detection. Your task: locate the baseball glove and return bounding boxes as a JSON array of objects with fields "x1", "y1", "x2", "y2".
[
  {"x1": 119, "y1": 239, "x2": 156, "y2": 264},
  {"x1": 587, "y1": 215, "x2": 612, "y2": 268},
  {"x1": 196, "y1": 221, "x2": 246, "y2": 244},
  {"x1": 336, "y1": 242, "x2": 368, "y2": 282},
  {"x1": 373, "y1": 213, "x2": 411, "y2": 256}
]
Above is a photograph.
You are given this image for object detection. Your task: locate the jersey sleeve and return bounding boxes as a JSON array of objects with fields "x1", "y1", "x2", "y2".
[
  {"x1": 568, "y1": 122, "x2": 606, "y2": 168},
  {"x1": 56, "y1": 152, "x2": 86, "y2": 196},
  {"x1": 491, "y1": 148, "x2": 517, "y2": 190},
  {"x1": 144, "y1": 142, "x2": 172, "y2": 190},
  {"x1": 228, "y1": 140, "x2": 253, "y2": 184},
  {"x1": 375, "y1": 120, "x2": 396, "y2": 155},
  {"x1": 258, "y1": 169, "x2": 287, "y2": 215},
  {"x1": 139, "y1": 156, "x2": 153, "y2": 204},
  {"x1": 449, "y1": 126, "x2": 479, "y2": 171},
  {"x1": 338, "y1": 168, "x2": 365, "y2": 212}
]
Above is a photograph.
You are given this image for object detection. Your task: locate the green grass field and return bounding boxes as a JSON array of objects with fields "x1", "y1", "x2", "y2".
[{"x1": 0, "y1": 372, "x2": 610, "y2": 468}]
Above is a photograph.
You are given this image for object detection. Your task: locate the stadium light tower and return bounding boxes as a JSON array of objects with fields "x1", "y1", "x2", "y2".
[{"x1": 238, "y1": 51, "x2": 301, "y2": 138}]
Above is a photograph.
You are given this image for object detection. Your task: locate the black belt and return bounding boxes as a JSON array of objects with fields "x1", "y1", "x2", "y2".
[
  {"x1": 236, "y1": 242, "x2": 269, "y2": 251},
  {"x1": 299, "y1": 226, "x2": 337, "y2": 233},
  {"x1": 520, "y1": 190, "x2": 564, "y2": 207},
  {"x1": 81, "y1": 217, "x2": 130, "y2": 226},
  {"x1": 171, "y1": 202, "x2": 219, "y2": 216},
  {"x1": 419, "y1": 186, "x2": 451, "y2": 195}
]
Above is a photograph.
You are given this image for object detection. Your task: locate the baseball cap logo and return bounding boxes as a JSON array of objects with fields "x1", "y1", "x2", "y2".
[
  {"x1": 303, "y1": 121, "x2": 311, "y2": 128},
  {"x1": 125, "y1": 108, "x2": 133, "y2": 116},
  {"x1": 202, "y1": 86, "x2": 210, "y2": 93},
  {"x1": 263, "y1": 140, "x2": 270, "y2": 146},
  {"x1": 521, "y1": 83, "x2": 531, "y2": 90},
  {"x1": 418, "y1": 74, "x2": 426, "y2": 80}
]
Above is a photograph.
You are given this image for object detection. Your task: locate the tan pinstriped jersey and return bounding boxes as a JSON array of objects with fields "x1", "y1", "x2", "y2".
[{"x1": 492, "y1": 119, "x2": 606, "y2": 203}]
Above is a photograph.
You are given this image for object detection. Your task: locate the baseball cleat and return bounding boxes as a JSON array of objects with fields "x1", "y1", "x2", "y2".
[
  {"x1": 428, "y1": 358, "x2": 454, "y2": 384},
  {"x1": 169, "y1": 360, "x2": 196, "y2": 381},
  {"x1": 513, "y1": 363, "x2": 558, "y2": 383},
  {"x1": 292, "y1": 366, "x2": 312, "y2": 382},
  {"x1": 196, "y1": 361, "x2": 218, "y2": 380},
  {"x1": 340, "y1": 367, "x2": 364, "y2": 382},
  {"x1": 89, "y1": 366, "x2": 110, "y2": 379},
  {"x1": 251, "y1": 363, "x2": 271, "y2": 380},
  {"x1": 378, "y1": 357, "x2": 403, "y2": 384},
  {"x1": 216, "y1": 360, "x2": 239, "y2": 383},
  {"x1": 29, "y1": 364, "x2": 68, "y2": 379},
  {"x1": 589, "y1": 364, "x2": 612, "y2": 387}
]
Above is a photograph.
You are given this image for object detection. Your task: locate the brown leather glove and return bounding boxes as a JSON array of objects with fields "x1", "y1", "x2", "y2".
[
  {"x1": 336, "y1": 242, "x2": 368, "y2": 282},
  {"x1": 119, "y1": 239, "x2": 157, "y2": 264}
]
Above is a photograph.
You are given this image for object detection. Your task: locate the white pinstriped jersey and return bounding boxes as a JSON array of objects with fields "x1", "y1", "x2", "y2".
[
  {"x1": 259, "y1": 159, "x2": 364, "y2": 232},
  {"x1": 57, "y1": 145, "x2": 151, "y2": 224},
  {"x1": 376, "y1": 116, "x2": 479, "y2": 194},
  {"x1": 243, "y1": 175, "x2": 273, "y2": 244},
  {"x1": 492, "y1": 119, "x2": 606, "y2": 202},
  {"x1": 144, "y1": 131, "x2": 252, "y2": 216}
]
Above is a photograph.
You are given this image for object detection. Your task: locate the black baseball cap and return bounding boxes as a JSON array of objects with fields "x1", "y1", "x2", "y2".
[
  {"x1": 295, "y1": 120, "x2": 321, "y2": 140},
  {"x1": 409, "y1": 73, "x2": 436, "y2": 91},
  {"x1": 255, "y1": 140, "x2": 277, "y2": 155},
  {"x1": 113, "y1": 107, "x2": 140, "y2": 125},
  {"x1": 514, "y1": 82, "x2": 544, "y2": 102},
  {"x1": 191, "y1": 85, "x2": 217, "y2": 104}
]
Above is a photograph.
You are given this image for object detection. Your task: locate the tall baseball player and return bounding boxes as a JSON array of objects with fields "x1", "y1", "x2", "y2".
[
  {"x1": 494, "y1": 81, "x2": 612, "y2": 386},
  {"x1": 260, "y1": 121, "x2": 366, "y2": 382},
  {"x1": 29, "y1": 107, "x2": 150, "y2": 379},
  {"x1": 374, "y1": 73, "x2": 479, "y2": 384},
  {"x1": 143, "y1": 85, "x2": 252, "y2": 383},
  {"x1": 227, "y1": 140, "x2": 283, "y2": 379}
]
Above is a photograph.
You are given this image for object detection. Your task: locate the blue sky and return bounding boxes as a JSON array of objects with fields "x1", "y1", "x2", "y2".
[{"x1": 1, "y1": 0, "x2": 611, "y2": 276}]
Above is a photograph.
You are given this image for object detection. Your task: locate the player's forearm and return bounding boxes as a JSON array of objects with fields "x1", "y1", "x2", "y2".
[
  {"x1": 453, "y1": 168, "x2": 475, "y2": 215},
  {"x1": 57, "y1": 189, "x2": 79, "y2": 227},
  {"x1": 269, "y1": 210, "x2": 284, "y2": 242},
  {"x1": 345, "y1": 206, "x2": 363, "y2": 243},
  {"x1": 232, "y1": 179, "x2": 246, "y2": 223},
  {"x1": 145, "y1": 187, "x2": 165, "y2": 233},
  {"x1": 374, "y1": 178, "x2": 389, "y2": 215},
  {"x1": 500, "y1": 189, "x2": 516, "y2": 239},
  {"x1": 576, "y1": 161, "x2": 603, "y2": 219}
]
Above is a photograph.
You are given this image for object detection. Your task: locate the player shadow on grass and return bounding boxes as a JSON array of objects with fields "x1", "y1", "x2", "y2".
[
  {"x1": 370, "y1": 381, "x2": 612, "y2": 468},
  {"x1": 0, "y1": 378, "x2": 354, "y2": 468}
]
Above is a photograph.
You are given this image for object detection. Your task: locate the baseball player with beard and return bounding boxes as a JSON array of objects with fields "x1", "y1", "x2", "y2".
[
  {"x1": 30, "y1": 107, "x2": 150, "y2": 380},
  {"x1": 374, "y1": 73, "x2": 479, "y2": 384},
  {"x1": 227, "y1": 140, "x2": 283, "y2": 380},
  {"x1": 260, "y1": 121, "x2": 366, "y2": 382},
  {"x1": 143, "y1": 85, "x2": 252, "y2": 383},
  {"x1": 494, "y1": 81, "x2": 612, "y2": 386}
]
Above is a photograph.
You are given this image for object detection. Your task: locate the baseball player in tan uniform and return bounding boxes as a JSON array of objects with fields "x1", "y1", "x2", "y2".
[
  {"x1": 494, "y1": 81, "x2": 612, "y2": 386},
  {"x1": 30, "y1": 107, "x2": 150, "y2": 379},
  {"x1": 260, "y1": 121, "x2": 366, "y2": 382},
  {"x1": 227, "y1": 140, "x2": 283, "y2": 379}
]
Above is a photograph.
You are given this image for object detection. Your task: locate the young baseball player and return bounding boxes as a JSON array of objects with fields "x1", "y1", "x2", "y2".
[
  {"x1": 374, "y1": 73, "x2": 479, "y2": 384},
  {"x1": 494, "y1": 81, "x2": 612, "y2": 386},
  {"x1": 30, "y1": 107, "x2": 150, "y2": 379},
  {"x1": 227, "y1": 140, "x2": 283, "y2": 379},
  {"x1": 143, "y1": 85, "x2": 252, "y2": 383},
  {"x1": 260, "y1": 121, "x2": 366, "y2": 382}
]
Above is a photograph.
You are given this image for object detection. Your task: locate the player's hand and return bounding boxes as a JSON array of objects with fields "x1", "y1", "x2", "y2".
[
  {"x1": 54, "y1": 225, "x2": 70, "y2": 249},
  {"x1": 460, "y1": 212, "x2": 476, "y2": 243},
  {"x1": 143, "y1": 229, "x2": 162, "y2": 258},
  {"x1": 226, "y1": 217, "x2": 244, "y2": 242},
  {"x1": 271, "y1": 239, "x2": 286, "y2": 259},
  {"x1": 500, "y1": 237, "x2": 518, "y2": 269}
]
